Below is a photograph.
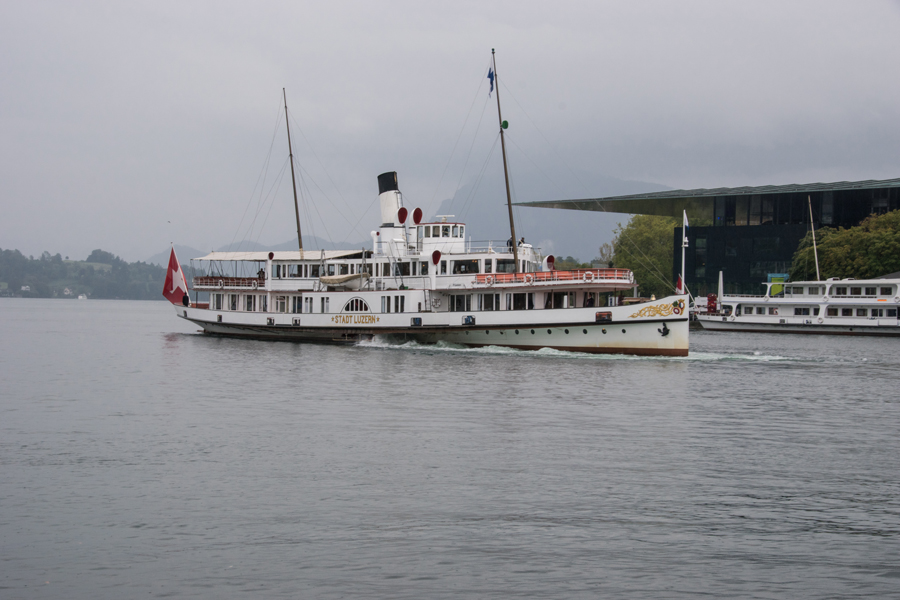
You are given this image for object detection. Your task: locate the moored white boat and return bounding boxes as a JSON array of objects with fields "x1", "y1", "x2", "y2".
[{"x1": 697, "y1": 276, "x2": 900, "y2": 335}]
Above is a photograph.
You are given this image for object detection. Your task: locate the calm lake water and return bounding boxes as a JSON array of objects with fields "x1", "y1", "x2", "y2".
[{"x1": 1, "y1": 298, "x2": 899, "y2": 599}]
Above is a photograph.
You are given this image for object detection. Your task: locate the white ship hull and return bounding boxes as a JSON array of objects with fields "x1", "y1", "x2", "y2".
[{"x1": 177, "y1": 295, "x2": 689, "y2": 356}]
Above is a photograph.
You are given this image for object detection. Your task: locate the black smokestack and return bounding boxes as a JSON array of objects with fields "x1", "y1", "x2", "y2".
[{"x1": 378, "y1": 171, "x2": 399, "y2": 195}]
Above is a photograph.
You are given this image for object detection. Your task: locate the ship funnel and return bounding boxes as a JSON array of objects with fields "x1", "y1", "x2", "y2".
[{"x1": 378, "y1": 171, "x2": 403, "y2": 226}]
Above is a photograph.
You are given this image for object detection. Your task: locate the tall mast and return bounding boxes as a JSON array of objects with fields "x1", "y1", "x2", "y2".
[
  {"x1": 492, "y1": 49, "x2": 519, "y2": 274},
  {"x1": 283, "y1": 88, "x2": 303, "y2": 252}
]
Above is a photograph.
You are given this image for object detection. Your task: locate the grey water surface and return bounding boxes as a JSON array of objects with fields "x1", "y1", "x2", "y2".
[{"x1": 1, "y1": 299, "x2": 898, "y2": 599}]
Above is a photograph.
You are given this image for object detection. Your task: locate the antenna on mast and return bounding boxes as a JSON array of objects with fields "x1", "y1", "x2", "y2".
[
  {"x1": 284, "y1": 88, "x2": 303, "y2": 252},
  {"x1": 491, "y1": 49, "x2": 519, "y2": 274}
]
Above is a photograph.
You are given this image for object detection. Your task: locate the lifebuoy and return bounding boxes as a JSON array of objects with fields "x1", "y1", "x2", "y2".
[
  {"x1": 817, "y1": 317, "x2": 824, "y2": 323},
  {"x1": 729, "y1": 315, "x2": 736, "y2": 321},
  {"x1": 524, "y1": 274, "x2": 534, "y2": 284},
  {"x1": 762, "y1": 296, "x2": 768, "y2": 302},
  {"x1": 822, "y1": 295, "x2": 829, "y2": 301},
  {"x1": 251, "y1": 280, "x2": 258, "y2": 289},
  {"x1": 583, "y1": 271, "x2": 595, "y2": 283},
  {"x1": 218, "y1": 279, "x2": 224, "y2": 289},
  {"x1": 485, "y1": 275, "x2": 493, "y2": 285},
  {"x1": 894, "y1": 296, "x2": 900, "y2": 303}
]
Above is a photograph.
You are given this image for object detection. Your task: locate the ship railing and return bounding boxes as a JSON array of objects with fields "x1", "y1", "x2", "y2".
[
  {"x1": 474, "y1": 268, "x2": 633, "y2": 286},
  {"x1": 193, "y1": 276, "x2": 266, "y2": 290}
]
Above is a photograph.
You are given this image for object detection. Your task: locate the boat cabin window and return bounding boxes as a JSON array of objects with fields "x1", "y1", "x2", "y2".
[
  {"x1": 440, "y1": 260, "x2": 447, "y2": 275},
  {"x1": 857, "y1": 308, "x2": 867, "y2": 317},
  {"x1": 276, "y1": 296, "x2": 286, "y2": 313},
  {"x1": 793, "y1": 307, "x2": 810, "y2": 316},
  {"x1": 339, "y1": 264, "x2": 349, "y2": 275},
  {"x1": 459, "y1": 226, "x2": 464, "y2": 238},
  {"x1": 888, "y1": 309, "x2": 898, "y2": 317},
  {"x1": 230, "y1": 294, "x2": 238, "y2": 311},
  {"x1": 768, "y1": 307, "x2": 777, "y2": 315},
  {"x1": 449, "y1": 294, "x2": 472, "y2": 312},
  {"x1": 327, "y1": 264, "x2": 335, "y2": 276},
  {"x1": 304, "y1": 297, "x2": 313, "y2": 313},
  {"x1": 756, "y1": 307, "x2": 765, "y2": 315},
  {"x1": 865, "y1": 287, "x2": 876, "y2": 296},
  {"x1": 850, "y1": 287, "x2": 862, "y2": 296},
  {"x1": 310, "y1": 265, "x2": 321, "y2": 278},
  {"x1": 420, "y1": 261, "x2": 428, "y2": 275},
  {"x1": 511, "y1": 293, "x2": 534, "y2": 310},
  {"x1": 381, "y1": 296, "x2": 390, "y2": 313},
  {"x1": 808, "y1": 286, "x2": 821, "y2": 295},
  {"x1": 321, "y1": 297, "x2": 329, "y2": 313},
  {"x1": 842, "y1": 308, "x2": 852, "y2": 316},
  {"x1": 496, "y1": 259, "x2": 516, "y2": 273},
  {"x1": 452, "y1": 226, "x2": 459, "y2": 237},
  {"x1": 452, "y1": 259, "x2": 479, "y2": 274},
  {"x1": 479, "y1": 293, "x2": 500, "y2": 311},
  {"x1": 827, "y1": 308, "x2": 838, "y2": 316},
  {"x1": 343, "y1": 298, "x2": 370, "y2": 312},
  {"x1": 872, "y1": 308, "x2": 884, "y2": 317},
  {"x1": 881, "y1": 287, "x2": 893, "y2": 296},
  {"x1": 484, "y1": 259, "x2": 492, "y2": 273},
  {"x1": 833, "y1": 286, "x2": 847, "y2": 295},
  {"x1": 291, "y1": 297, "x2": 300, "y2": 313},
  {"x1": 213, "y1": 294, "x2": 223, "y2": 310},
  {"x1": 442, "y1": 226, "x2": 450, "y2": 238},
  {"x1": 791, "y1": 286, "x2": 803, "y2": 294}
]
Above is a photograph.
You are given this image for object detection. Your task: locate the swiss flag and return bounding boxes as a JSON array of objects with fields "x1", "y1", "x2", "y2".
[
  {"x1": 675, "y1": 275, "x2": 685, "y2": 295},
  {"x1": 162, "y1": 247, "x2": 190, "y2": 306}
]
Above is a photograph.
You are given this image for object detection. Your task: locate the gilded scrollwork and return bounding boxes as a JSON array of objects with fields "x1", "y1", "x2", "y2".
[{"x1": 629, "y1": 301, "x2": 683, "y2": 319}]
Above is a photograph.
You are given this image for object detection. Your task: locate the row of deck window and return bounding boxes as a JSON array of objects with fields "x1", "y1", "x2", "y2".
[
  {"x1": 735, "y1": 304, "x2": 898, "y2": 318},
  {"x1": 784, "y1": 285, "x2": 894, "y2": 296},
  {"x1": 270, "y1": 258, "x2": 529, "y2": 279}
]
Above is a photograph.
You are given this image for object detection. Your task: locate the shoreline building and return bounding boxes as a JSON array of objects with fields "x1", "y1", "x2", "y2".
[{"x1": 519, "y1": 178, "x2": 900, "y2": 296}]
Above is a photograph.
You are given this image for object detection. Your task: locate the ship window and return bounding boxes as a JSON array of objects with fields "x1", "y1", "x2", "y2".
[
  {"x1": 872, "y1": 308, "x2": 884, "y2": 317},
  {"x1": 792, "y1": 287, "x2": 804, "y2": 295},
  {"x1": 496, "y1": 259, "x2": 516, "y2": 273},
  {"x1": 850, "y1": 287, "x2": 862, "y2": 296},
  {"x1": 888, "y1": 309, "x2": 898, "y2": 317},
  {"x1": 459, "y1": 226, "x2": 464, "y2": 238},
  {"x1": 339, "y1": 264, "x2": 349, "y2": 275},
  {"x1": 506, "y1": 293, "x2": 511, "y2": 310},
  {"x1": 857, "y1": 308, "x2": 867, "y2": 317},
  {"x1": 291, "y1": 296, "x2": 301, "y2": 313},
  {"x1": 827, "y1": 308, "x2": 838, "y2": 316},
  {"x1": 865, "y1": 287, "x2": 876, "y2": 296},
  {"x1": 276, "y1": 296, "x2": 286, "y2": 313},
  {"x1": 397, "y1": 295, "x2": 404, "y2": 312},
  {"x1": 842, "y1": 308, "x2": 852, "y2": 316},
  {"x1": 808, "y1": 286, "x2": 820, "y2": 295},
  {"x1": 440, "y1": 260, "x2": 447, "y2": 275},
  {"x1": 881, "y1": 287, "x2": 892, "y2": 296},
  {"x1": 230, "y1": 294, "x2": 238, "y2": 311},
  {"x1": 452, "y1": 259, "x2": 479, "y2": 274},
  {"x1": 213, "y1": 294, "x2": 222, "y2": 310},
  {"x1": 420, "y1": 261, "x2": 428, "y2": 275},
  {"x1": 442, "y1": 226, "x2": 450, "y2": 237},
  {"x1": 343, "y1": 298, "x2": 369, "y2": 312},
  {"x1": 756, "y1": 307, "x2": 765, "y2": 315},
  {"x1": 327, "y1": 264, "x2": 336, "y2": 276},
  {"x1": 513, "y1": 293, "x2": 527, "y2": 310},
  {"x1": 768, "y1": 307, "x2": 777, "y2": 315},
  {"x1": 813, "y1": 308, "x2": 819, "y2": 315},
  {"x1": 834, "y1": 286, "x2": 847, "y2": 295},
  {"x1": 484, "y1": 259, "x2": 492, "y2": 273},
  {"x1": 310, "y1": 265, "x2": 321, "y2": 278},
  {"x1": 452, "y1": 225, "x2": 459, "y2": 237}
]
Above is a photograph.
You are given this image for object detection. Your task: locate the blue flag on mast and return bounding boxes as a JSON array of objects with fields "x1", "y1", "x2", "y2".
[{"x1": 487, "y1": 68, "x2": 494, "y2": 97}]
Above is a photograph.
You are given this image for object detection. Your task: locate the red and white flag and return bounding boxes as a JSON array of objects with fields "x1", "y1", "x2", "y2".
[
  {"x1": 675, "y1": 274, "x2": 685, "y2": 295},
  {"x1": 162, "y1": 247, "x2": 189, "y2": 305}
]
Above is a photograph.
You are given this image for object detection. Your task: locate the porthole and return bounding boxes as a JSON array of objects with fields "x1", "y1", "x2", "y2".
[
  {"x1": 602, "y1": 329, "x2": 607, "y2": 334},
  {"x1": 547, "y1": 329, "x2": 552, "y2": 334},
  {"x1": 515, "y1": 329, "x2": 519, "y2": 334},
  {"x1": 500, "y1": 331, "x2": 504, "y2": 335},
  {"x1": 465, "y1": 331, "x2": 469, "y2": 335},
  {"x1": 583, "y1": 329, "x2": 587, "y2": 334},
  {"x1": 531, "y1": 329, "x2": 535, "y2": 334},
  {"x1": 485, "y1": 330, "x2": 489, "y2": 334},
  {"x1": 622, "y1": 329, "x2": 626, "y2": 333},
  {"x1": 564, "y1": 329, "x2": 569, "y2": 334}
]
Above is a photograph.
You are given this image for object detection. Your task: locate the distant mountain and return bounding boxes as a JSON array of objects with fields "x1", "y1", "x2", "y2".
[
  {"x1": 145, "y1": 237, "x2": 370, "y2": 266},
  {"x1": 433, "y1": 170, "x2": 670, "y2": 261}
]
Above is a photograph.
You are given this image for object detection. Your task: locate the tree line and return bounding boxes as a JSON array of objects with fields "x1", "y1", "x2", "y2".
[{"x1": 0, "y1": 248, "x2": 184, "y2": 300}]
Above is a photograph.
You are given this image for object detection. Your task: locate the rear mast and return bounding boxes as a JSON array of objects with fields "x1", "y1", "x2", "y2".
[
  {"x1": 283, "y1": 88, "x2": 303, "y2": 252},
  {"x1": 492, "y1": 49, "x2": 519, "y2": 274}
]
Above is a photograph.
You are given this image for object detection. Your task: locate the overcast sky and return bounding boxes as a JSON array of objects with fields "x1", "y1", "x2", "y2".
[{"x1": 3, "y1": 1, "x2": 900, "y2": 262}]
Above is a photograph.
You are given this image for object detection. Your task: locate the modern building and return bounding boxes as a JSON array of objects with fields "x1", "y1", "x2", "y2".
[{"x1": 519, "y1": 178, "x2": 900, "y2": 296}]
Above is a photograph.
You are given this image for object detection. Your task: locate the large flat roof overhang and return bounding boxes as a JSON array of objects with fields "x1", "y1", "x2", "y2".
[{"x1": 516, "y1": 177, "x2": 900, "y2": 218}]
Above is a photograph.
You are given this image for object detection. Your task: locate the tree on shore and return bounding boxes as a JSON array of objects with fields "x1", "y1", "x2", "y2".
[
  {"x1": 611, "y1": 215, "x2": 678, "y2": 298},
  {"x1": 790, "y1": 210, "x2": 900, "y2": 280}
]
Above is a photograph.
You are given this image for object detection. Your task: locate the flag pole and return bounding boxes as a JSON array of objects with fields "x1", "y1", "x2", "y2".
[
  {"x1": 491, "y1": 49, "x2": 519, "y2": 274},
  {"x1": 284, "y1": 88, "x2": 303, "y2": 253},
  {"x1": 681, "y1": 210, "x2": 687, "y2": 295}
]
